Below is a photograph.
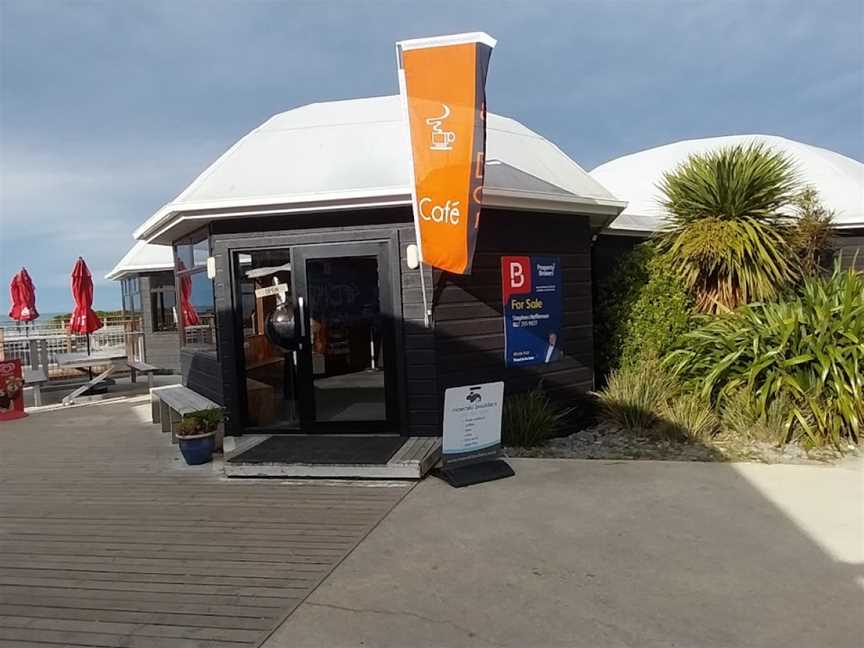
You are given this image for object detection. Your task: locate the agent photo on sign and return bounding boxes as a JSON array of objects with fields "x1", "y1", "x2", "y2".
[{"x1": 544, "y1": 332, "x2": 563, "y2": 364}]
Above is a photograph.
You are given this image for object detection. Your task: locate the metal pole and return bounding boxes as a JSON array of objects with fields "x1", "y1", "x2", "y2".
[
  {"x1": 86, "y1": 334, "x2": 93, "y2": 380},
  {"x1": 418, "y1": 263, "x2": 430, "y2": 328}
]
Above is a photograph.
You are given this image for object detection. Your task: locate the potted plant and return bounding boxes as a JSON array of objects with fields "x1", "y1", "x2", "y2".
[{"x1": 176, "y1": 409, "x2": 223, "y2": 465}]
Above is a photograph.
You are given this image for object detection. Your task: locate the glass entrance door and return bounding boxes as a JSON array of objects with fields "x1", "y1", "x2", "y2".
[
  {"x1": 235, "y1": 248, "x2": 300, "y2": 429},
  {"x1": 293, "y1": 242, "x2": 395, "y2": 429}
]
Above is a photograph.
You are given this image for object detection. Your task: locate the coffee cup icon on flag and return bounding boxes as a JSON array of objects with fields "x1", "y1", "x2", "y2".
[
  {"x1": 397, "y1": 32, "x2": 496, "y2": 276},
  {"x1": 426, "y1": 104, "x2": 456, "y2": 151}
]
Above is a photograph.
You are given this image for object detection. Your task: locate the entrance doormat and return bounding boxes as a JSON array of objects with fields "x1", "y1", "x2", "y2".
[{"x1": 228, "y1": 435, "x2": 405, "y2": 465}]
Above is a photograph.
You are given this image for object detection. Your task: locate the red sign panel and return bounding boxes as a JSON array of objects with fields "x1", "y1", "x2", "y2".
[
  {"x1": 501, "y1": 256, "x2": 532, "y2": 301},
  {"x1": 0, "y1": 359, "x2": 27, "y2": 421}
]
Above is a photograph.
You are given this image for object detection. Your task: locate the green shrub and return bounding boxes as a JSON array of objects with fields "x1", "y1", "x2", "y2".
[
  {"x1": 659, "y1": 393, "x2": 719, "y2": 442},
  {"x1": 596, "y1": 356, "x2": 681, "y2": 432},
  {"x1": 788, "y1": 187, "x2": 835, "y2": 277},
  {"x1": 502, "y1": 385, "x2": 573, "y2": 447},
  {"x1": 719, "y1": 388, "x2": 800, "y2": 444},
  {"x1": 666, "y1": 264, "x2": 864, "y2": 446},
  {"x1": 594, "y1": 243, "x2": 694, "y2": 379}
]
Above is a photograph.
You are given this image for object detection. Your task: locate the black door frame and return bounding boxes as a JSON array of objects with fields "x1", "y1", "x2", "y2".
[
  {"x1": 213, "y1": 226, "x2": 406, "y2": 436},
  {"x1": 292, "y1": 241, "x2": 397, "y2": 431}
]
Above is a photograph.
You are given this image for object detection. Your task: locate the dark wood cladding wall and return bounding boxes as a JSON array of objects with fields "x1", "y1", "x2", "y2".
[
  {"x1": 591, "y1": 233, "x2": 644, "y2": 289},
  {"x1": 431, "y1": 209, "x2": 595, "y2": 424},
  {"x1": 832, "y1": 232, "x2": 863, "y2": 271},
  {"x1": 398, "y1": 227, "x2": 438, "y2": 436}
]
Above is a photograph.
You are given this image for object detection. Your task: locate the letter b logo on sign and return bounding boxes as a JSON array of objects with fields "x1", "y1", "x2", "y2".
[
  {"x1": 501, "y1": 256, "x2": 531, "y2": 300},
  {"x1": 509, "y1": 262, "x2": 525, "y2": 288}
]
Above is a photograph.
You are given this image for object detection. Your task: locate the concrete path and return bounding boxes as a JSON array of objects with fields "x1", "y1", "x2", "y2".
[
  {"x1": 264, "y1": 457, "x2": 864, "y2": 648},
  {"x1": 0, "y1": 399, "x2": 411, "y2": 648}
]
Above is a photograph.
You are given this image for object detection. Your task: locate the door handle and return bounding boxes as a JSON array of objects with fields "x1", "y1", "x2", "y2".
[{"x1": 297, "y1": 296, "x2": 306, "y2": 340}]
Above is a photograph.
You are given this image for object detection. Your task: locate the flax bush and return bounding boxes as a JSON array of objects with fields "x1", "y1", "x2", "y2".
[{"x1": 666, "y1": 264, "x2": 864, "y2": 447}]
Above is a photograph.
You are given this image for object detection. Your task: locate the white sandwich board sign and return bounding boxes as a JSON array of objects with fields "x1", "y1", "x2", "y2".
[{"x1": 442, "y1": 381, "x2": 504, "y2": 467}]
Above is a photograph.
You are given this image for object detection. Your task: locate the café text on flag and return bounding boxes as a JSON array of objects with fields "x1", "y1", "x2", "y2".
[{"x1": 396, "y1": 32, "x2": 496, "y2": 276}]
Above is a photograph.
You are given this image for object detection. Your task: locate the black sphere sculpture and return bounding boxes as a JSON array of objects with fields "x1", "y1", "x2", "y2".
[{"x1": 265, "y1": 303, "x2": 299, "y2": 351}]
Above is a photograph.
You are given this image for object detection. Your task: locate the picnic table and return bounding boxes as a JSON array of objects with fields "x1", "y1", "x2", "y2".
[{"x1": 56, "y1": 348, "x2": 128, "y2": 405}]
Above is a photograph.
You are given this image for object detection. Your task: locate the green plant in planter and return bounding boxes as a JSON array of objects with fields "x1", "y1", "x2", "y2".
[
  {"x1": 176, "y1": 409, "x2": 223, "y2": 466},
  {"x1": 502, "y1": 385, "x2": 574, "y2": 448},
  {"x1": 176, "y1": 409, "x2": 223, "y2": 437}
]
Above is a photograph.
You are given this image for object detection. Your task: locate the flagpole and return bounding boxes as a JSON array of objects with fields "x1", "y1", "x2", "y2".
[
  {"x1": 418, "y1": 263, "x2": 430, "y2": 328},
  {"x1": 396, "y1": 42, "x2": 430, "y2": 329}
]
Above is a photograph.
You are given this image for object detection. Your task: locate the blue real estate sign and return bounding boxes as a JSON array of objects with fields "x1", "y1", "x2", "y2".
[{"x1": 501, "y1": 256, "x2": 563, "y2": 367}]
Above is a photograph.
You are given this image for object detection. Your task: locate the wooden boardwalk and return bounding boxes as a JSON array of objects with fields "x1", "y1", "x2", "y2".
[{"x1": 0, "y1": 399, "x2": 412, "y2": 647}]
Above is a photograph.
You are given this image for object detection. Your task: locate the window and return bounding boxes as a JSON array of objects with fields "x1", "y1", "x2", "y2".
[
  {"x1": 121, "y1": 278, "x2": 142, "y2": 316},
  {"x1": 174, "y1": 229, "x2": 216, "y2": 349},
  {"x1": 149, "y1": 274, "x2": 177, "y2": 332}
]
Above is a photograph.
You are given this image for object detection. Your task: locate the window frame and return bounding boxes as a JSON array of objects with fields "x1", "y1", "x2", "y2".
[{"x1": 173, "y1": 227, "x2": 216, "y2": 351}]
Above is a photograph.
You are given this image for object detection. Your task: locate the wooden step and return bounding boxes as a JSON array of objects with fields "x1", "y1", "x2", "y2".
[{"x1": 223, "y1": 436, "x2": 441, "y2": 479}]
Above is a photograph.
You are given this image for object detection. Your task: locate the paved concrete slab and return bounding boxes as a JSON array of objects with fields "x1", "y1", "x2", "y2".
[{"x1": 263, "y1": 457, "x2": 864, "y2": 648}]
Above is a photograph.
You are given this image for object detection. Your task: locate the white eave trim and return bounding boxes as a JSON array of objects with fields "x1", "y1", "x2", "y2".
[
  {"x1": 105, "y1": 263, "x2": 175, "y2": 281},
  {"x1": 600, "y1": 213, "x2": 864, "y2": 235},
  {"x1": 137, "y1": 189, "x2": 628, "y2": 245},
  {"x1": 397, "y1": 32, "x2": 497, "y2": 51},
  {"x1": 483, "y1": 188, "x2": 627, "y2": 215}
]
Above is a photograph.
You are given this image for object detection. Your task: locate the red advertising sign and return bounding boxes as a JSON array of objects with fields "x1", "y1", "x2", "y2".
[{"x1": 0, "y1": 359, "x2": 27, "y2": 421}]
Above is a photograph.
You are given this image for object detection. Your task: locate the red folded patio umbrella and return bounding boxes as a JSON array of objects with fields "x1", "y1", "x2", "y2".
[
  {"x1": 8, "y1": 267, "x2": 39, "y2": 326},
  {"x1": 69, "y1": 258, "x2": 103, "y2": 375},
  {"x1": 177, "y1": 259, "x2": 200, "y2": 327}
]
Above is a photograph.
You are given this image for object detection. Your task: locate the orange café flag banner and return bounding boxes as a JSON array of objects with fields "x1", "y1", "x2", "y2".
[{"x1": 397, "y1": 32, "x2": 496, "y2": 275}]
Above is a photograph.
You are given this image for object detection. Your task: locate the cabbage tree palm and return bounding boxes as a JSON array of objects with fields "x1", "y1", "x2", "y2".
[{"x1": 655, "y1": 142, "x2": 801, "y2": 312}]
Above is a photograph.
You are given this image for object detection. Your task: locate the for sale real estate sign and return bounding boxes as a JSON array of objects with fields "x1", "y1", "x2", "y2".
[{"x1": 501, "y1": 256, "x2": 563, "y2": 368}]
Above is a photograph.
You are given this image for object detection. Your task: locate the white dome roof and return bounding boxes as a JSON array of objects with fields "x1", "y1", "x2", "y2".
[
  {"x1": 135, "y1": 95, "x2": 625, "y2": 244},
  {"x1": 106, "y1": 241, "x2": 174, "y2": 280},
  {"x1": 591, "y1": 135, "x2": 864, "y2": 233}
]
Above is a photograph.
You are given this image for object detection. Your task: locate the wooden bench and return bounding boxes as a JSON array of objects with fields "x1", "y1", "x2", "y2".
[
  {"x1": 23, "y1": 367, "x2": 48, "y2": 408},
  {"x1": 150, "y1": 385, "x2": 222, "y2": 443},
  {"x1": 128, "y1": 360, "x2": 159, "y2": 388}
]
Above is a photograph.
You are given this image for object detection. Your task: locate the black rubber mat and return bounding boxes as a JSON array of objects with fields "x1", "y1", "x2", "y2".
[{"x1": 228, "y1": 435, "x2": 405, "y2": 465}]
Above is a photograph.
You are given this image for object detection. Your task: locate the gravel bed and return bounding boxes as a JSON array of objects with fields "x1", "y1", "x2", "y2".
[{"x1": 504, "y1": 423, "x2": 858, "y2": 464}]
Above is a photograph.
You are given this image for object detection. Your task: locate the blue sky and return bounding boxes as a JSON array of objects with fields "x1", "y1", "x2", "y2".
[{"x1": 1, "y1": 0, "x2": 862, "y2": 312}]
